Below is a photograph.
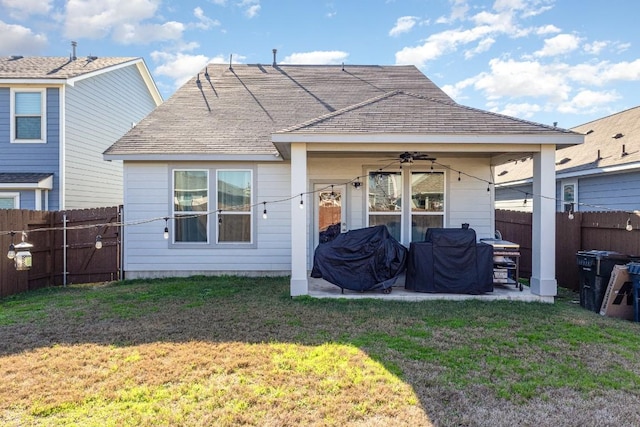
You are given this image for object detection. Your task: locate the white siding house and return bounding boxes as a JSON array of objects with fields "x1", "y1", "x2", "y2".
[{"x1": 105, "y1": 63, "x2": 583, "y2": 298}]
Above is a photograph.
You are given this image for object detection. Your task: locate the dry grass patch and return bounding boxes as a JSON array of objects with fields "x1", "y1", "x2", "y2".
[{"x1": 1, "y1": 341, "x2": 428, "y2": 426}]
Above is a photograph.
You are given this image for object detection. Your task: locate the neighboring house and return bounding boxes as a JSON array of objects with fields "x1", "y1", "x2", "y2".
[
  {"x1": 104, "y1": 59, "x2": 583, "y2": 297},
  {"x1": 495, "y1": 106, "x2": 640, "y2": 213},
  {"x1": 0, "y1": 54, "x2": 162, "y2": 210}
]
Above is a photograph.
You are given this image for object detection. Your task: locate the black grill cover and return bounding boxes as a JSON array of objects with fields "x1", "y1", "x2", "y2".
[
  {"x1": 406, "y1": 228, "x2": 493, "y2": 294},
  {"x1": 311, "y1": 225, "x2": 408, "y2": 292}
]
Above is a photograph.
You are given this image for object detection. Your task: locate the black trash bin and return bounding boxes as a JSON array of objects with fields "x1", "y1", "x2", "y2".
[{"x1": 576, "y1": 250, "x2": 634, "y2": 312}]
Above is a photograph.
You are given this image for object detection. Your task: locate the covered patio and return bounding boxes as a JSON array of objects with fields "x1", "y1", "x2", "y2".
[{"x1": 309, "y1": 274, "x2": 554, "y2": 303}]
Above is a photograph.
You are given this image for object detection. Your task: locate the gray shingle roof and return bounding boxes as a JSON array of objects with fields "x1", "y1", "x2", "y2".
[
  {"x1": 277, "y1": 90, "x2": 571, "y2": 135},
  {"x1": 104, "y1": 63, "x2": 575, "y2": 158},
  {"x1": 0, "y1": 173, "x2": 53, "y2": 183},
  {"x1": 0, "y1": 56, "x2": 139, "y2": 80},
  {"x1": 495, "y1": 106, "x2": 640, "y2": 184}
]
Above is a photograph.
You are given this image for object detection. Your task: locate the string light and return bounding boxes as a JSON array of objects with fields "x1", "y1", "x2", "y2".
[
  {"x1": 7, "y1": 231, "x2": 15, "y2": 259},
  {"x1": 299, "y1": 194, "x2": 304, "y2": 209},
  {"x1": 626, "y1": 217, "x2": 633, "y2": 232},
  {"x1": 568, "y1": 203, "x2": 574, "y2": 220},
  {"x1": 262, "y1": 202, "x2": 268, "y2": 219},
  {"x1": 95, "y1": 235, "x2": 103, "y2": 249},
  {"x1": 163, "y1": 217, "x2": 169, "y2": 240},
  {"x1": 0, "y1": 160, "x2": 639, "y2": 240}
]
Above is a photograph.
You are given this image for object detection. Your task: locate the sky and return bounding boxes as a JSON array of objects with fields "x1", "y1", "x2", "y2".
[{"x1": 1, "y1": 0, "x2": 639, "y2": 129}]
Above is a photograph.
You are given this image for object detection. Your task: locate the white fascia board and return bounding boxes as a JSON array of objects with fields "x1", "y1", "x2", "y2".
[
  {"x1": 0, "y1": 79, "x2": 65, "y2": 86},
  {"x1": 271, "y1": 133, "x2": 583, "y2": 146},
  {"x1": 135, "y1": 60, "x2": 163, "y2": 106},
  {"x1": 65, "y1": 58, "x2": 141, "y2": 87},
  {"x1": 556, "y1": 161, "x2": 640, "y2": 180},
  {"x1": 495, "y1": 179, "x2": 533, "y2": 188},
  {"x1": 0, "y1": 175, "x2": 53, "y2": 190},
  {"x1": 498, "y1": 161, "x2": 640, "y2": 186},
  {"x1": 103, "y1": 153, "x2": 283, "y2": 162}
]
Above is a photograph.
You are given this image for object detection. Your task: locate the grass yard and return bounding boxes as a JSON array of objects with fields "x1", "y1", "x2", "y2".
[{"x1": 1, "y1": 276, "x2": 640, "y2": 426}]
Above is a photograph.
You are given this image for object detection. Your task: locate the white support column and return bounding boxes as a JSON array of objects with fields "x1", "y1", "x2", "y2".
[
  {"x1": 290, "y1": 143, "x2": 308, "y2": 296},
  {"x1": 531, "y1": 145, "x2": 557, "y2": 296}
]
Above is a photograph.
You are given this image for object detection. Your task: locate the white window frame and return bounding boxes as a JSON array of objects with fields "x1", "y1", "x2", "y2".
[
  {"x1": 366, "y1": 167, "x2": 447, "y2": 244},
  {"x1": 172, "y1": 169, "x2": 210, "y2": 245},
  {"x1": 0, "y1": 192, "x2": 20, "y2": 209},
  {"x1": 216, "y1": 169, "x2": 254, "y2": 245},
  {"x1": 10, "y1": 88, "x2": 46, "y2": 144},
  {"x1": 367, "y1": 170, "x2": 403, "y2": 241},
  {"x1": 561, "y1": 179, "x2": 578, "y2": 212}
]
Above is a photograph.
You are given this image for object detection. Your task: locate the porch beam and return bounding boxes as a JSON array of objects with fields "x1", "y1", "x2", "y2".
[
  {"x1": 531, "y1": 145, "x2": 557, "y2": 297},
  {"x1": 290, "y1": 142, "x2": 309, "y2": 296}
]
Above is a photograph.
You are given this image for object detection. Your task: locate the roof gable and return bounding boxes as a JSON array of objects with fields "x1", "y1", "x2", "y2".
[{"x1": 277, "y1": 90, "x2": 572, "y2": 135}]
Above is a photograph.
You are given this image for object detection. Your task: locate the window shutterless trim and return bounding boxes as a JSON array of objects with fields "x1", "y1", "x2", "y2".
[
  {"x1": 171, "y1": 169, "x2": 210, "y2": 245},
  {"x1": 10, "y1": 88, "x2": 46, "y2": 144}
]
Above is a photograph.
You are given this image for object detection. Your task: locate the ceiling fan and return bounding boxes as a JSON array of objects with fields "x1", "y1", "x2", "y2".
[{"x1": 385, "y1": 151, "x2": 436, "y2": 164}]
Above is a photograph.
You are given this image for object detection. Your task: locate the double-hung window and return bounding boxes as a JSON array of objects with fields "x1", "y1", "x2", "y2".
[
  {"x1": 12, "y1": 89, "x2": 45, "y2": 143},
  {"x1": 173, "y1": 170, "x2": 209, "y2": 242},
  {"x1": 171, "y1": 168, "x2": 254, "y2": 245},
  {"x1": 367, "y1": 169, "x2": 446, "y2": 243},
  {"x1": 217, "y1": 170, "x2": 252, "y2": 243}
]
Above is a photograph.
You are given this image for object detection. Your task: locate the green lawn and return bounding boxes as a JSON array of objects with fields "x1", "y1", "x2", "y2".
[{"x1": 1, "y1": 276, "x2": 640, "y2": 426}]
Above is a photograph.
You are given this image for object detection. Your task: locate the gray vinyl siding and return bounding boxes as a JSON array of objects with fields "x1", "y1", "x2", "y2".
[
  {"x1": 64, "y1": 65, "x2": 158, "y2": 208},
  {"x1": 0, "y1": 87, "x2": 60, "y2": 210},
  {"x1": 123, "y1": 156, "x2": 496, "y2": 278},
  {"x1": 576, "y1": 171, "x2": 640, "y2": 212},
  {"x1": 122, "y1": 161, "x2": 293, "y2": 278},
  {"x1": 494, "y1": 183, "x2": 533, "y2": 212}
]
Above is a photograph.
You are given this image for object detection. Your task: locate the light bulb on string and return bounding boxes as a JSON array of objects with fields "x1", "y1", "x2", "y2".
[
  {"x1": 299, "y1": 194, "x2": 304, "y2": 209},
  {"x1": 523, "y1": 193, "x2": 528, "y2": 207},
  {"x1": 263, "y1": 202, "x2": 268, "y2": 219},
  {"x1": 7, "y1": 231, "x2": 16, "y2": 259},
  {"x1": 163, "y1": 217, "x2": 169, "y2": 240},
  {"x1": 626, "y1": 217, "x2": 633, "y2": 232},
  {"x1": 330, "y1": 185, "x2": 335, "y2": 200},
  {"x1": 458, "y1": 171, "x2": 461, "y2": 182},
  {"x1": 568, "y1": 203, "x2": 574, "y2": 220},
  {"x1": 95, "y1": 235, "x2": 103, "y2": 250}
]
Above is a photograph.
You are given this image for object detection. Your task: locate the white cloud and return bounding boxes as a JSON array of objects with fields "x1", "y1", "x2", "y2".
[
  {"x1": 1, "y1": 0, "x2": 52, "y2": 19},
  {"x1": 495, "y1": 102, "x2": 542, "y2": 119},
  {"x1": 237, "y1": 0, "x2": 260, "y2": 18},
  {"x1": 193, "y1": 7, "x2": 220, "y2": 30},
  {"x1": 0, "y1": 20, "x2": 48, "y2": 55},
  {"x1": 389, "y1": 16, "x2": 418, "y2": 37},
  {"x1": 209, "y1": 0, "x2": 227, "y2": 5},
  {"x1": 281, "y1": 51, "x2": 349, "y2": 65},
  {"x1": 535, "y1": 24, "x2": 560, "y2": 35},
  {"x1": 63, "y1": 0, "x2": 167, "y2": 41},
  {"x1": 583, "y1": 41, "x2": 607, "y2": 55},
  {"x1": 534, "y1": 33, "x2": 581, "y2": 57},
  {"x1": 473, "y1": 58, "x2": 571, "y2": 102},
  {"x1": 151, "y1": 51, "x2": 211, "y2": 89},
  {"x1": 557, "y1": 89, "x2": 621, "y2": 114},
  {"x1": 113, "y1": 21, "x2": 184, "y2": 44},
  {"x1": 395, "y1": 25, "x2": 494, "y2": 67},
  {"x1": 436, "y1": 0, "x2": 469, "y2": 24},
  {"x1": 464, "y1": 37, "x2": 495, "y2": 59}
]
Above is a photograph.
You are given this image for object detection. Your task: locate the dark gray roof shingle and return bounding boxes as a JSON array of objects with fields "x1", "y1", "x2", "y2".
[{"x1": 0, "y1": 173, "x2": 53, "y2": 184}]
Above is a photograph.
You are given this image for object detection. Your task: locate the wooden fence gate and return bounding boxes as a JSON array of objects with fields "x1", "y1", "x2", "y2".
[{"x1": 0, "y1": 206, "x2": 122, "y2": 298}]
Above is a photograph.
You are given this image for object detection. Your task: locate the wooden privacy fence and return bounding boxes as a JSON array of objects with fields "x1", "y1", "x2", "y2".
[
  {"x1": 496, "y1": 209, "x2": 640, "y2": 290},
  {"x1": 0, "y1": 206, "x2": 122, "y2": 298}
]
